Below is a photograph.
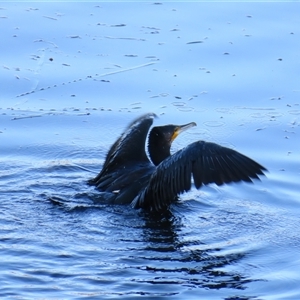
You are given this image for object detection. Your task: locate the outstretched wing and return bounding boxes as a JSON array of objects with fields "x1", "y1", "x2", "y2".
[
  {"x1": 89, "y1": 113, "x2": 157, "y2": 186},
  {"x1": 132, "y1": 140, "x2": 267, "y2": 211}
]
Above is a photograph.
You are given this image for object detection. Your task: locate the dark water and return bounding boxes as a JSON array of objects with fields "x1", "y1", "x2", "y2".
[{"x1": 1, "y1": 2, "x2": 300, "y2": 299}]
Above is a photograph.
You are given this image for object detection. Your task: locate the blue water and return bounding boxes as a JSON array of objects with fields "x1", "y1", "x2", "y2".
[{"x1": 1, "y1": 2, "x2": 300, "y2": 299}]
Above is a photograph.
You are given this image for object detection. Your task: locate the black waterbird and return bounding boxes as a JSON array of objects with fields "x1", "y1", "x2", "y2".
[{"x1": 89, "y1": 113, "x2": 267, "y2": 211}]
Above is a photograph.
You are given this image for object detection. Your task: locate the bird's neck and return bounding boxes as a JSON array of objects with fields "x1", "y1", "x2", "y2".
[{"x1": 148, "y1": 133, "x2": 171, "y2": 166}]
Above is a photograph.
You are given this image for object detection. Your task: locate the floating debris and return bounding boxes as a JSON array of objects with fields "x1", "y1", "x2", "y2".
[
  {"x1": 68, "y1": 35, "x2": 81, "y2": 39},
  {"x1": 187, "y1": 41, "x2": 203, "y2": 44},
  {"x1": 43, "y1": 15, "x2": 57, "y2": 20},
  {"x1": 15, "y1": 62, "x2": 156, "y2": 98},
  {"x1": 111, "y1": 24, "x2": 126, "y2": 27}
]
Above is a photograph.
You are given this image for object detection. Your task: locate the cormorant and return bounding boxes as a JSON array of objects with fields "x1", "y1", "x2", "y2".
[{"x1": 89, "y1": 113, "x2": 267, "y2": 211}]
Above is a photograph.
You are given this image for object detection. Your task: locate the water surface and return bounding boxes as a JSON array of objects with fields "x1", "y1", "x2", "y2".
[{"x1": 1, "y1": 2, "x2": 300, "y2": 299}]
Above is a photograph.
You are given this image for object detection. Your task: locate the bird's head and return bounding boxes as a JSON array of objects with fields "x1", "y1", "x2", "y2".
[{"x1": 148, "y1": 122, "x2": 197, "y2": 165}]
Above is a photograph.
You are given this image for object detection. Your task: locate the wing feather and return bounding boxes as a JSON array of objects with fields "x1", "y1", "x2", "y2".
[
  {"x1": 89, "y1": 113, "x2": 156, "y2": 187},
  {"x1": 132, "y1": 140, "x2": 267, "y2": 211}
]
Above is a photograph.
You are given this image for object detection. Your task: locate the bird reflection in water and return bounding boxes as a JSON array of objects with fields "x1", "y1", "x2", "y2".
[
  {"x1": 135, "y1": 210, "x2": 263, "y2": 298},
  {"x1": 89, "y1": 113, "x2": 267, "y2": 211}
]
